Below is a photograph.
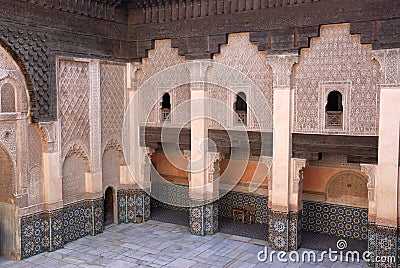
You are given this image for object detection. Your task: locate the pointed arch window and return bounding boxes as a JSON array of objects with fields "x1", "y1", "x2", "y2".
[
  {"x1": 325, "y1": 91, "x2": 343, "y2": 128},
  {"x1": 234, "y1": 92, "x2": 247, "y2": 125},
  {"x1": 160, "y1": 93, "x2": 171, "y2": 122}
]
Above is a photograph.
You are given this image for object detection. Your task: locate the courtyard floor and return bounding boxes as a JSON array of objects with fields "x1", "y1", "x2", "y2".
[{"x1": 0, "y1": 220, "x2": 367, "y2": 268}]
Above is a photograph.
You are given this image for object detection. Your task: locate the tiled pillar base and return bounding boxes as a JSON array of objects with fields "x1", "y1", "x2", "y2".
[
  {"x1": 190, "y1": 202, "x2": 218, "y2": 236},
  {"x1": 117, "y1": 189, "x2": 151, "y2": 223},
  {"x1": 91, "y1": 198, "x2": 104, "y2": 235},
  {"x1": 268, "y1": 210, "x2": 301, "y2": 251},
  {"x1": 368, "y1": 222, "x2": 398, "y2": 268},
  {"x1": 49, "y1": 209, "x2": 64, "y2": 251}
]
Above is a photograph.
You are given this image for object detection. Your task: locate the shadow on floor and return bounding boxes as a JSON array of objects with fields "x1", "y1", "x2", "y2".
[
  {"x1": 150, "y1": 208, "x2": 367, "y2": 254},
  {"x1": 301, "y1": 231, "x2": 368, "y2": 253},
  {"x1": 151, "y1": 207, "x2": 190, "y2": 226},
  {"x1": 218, "y1": 216, "x2": 268, "y2": 240}
]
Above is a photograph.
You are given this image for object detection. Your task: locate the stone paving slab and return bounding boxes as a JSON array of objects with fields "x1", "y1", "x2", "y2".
[{"x1": 0, "y1": 220, "x2": 368, "y2": 267}]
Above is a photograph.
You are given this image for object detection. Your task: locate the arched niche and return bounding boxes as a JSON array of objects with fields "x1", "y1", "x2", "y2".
[
  {"x1": 102, "y1": 149, "x2": 121, "y2": 188},
  {"x1": 62, "y1": 148, "x2": 90, "y2": 205},
  {"x1": 326, "y1": 171, "x2": 368, "y2": 208}
]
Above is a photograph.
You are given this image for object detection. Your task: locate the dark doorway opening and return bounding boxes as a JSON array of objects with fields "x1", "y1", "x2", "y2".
[{"x1": 104, "y1": 187, "x2": 114, "y2": 226}]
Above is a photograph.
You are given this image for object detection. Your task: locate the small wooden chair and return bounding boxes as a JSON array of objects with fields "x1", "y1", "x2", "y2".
[
  {"x1": 246, "y1": 205, "x2": 256, "y2": 224},
  {"x1": 232, "y1": 208, "x2": 245, "y2": 223}
]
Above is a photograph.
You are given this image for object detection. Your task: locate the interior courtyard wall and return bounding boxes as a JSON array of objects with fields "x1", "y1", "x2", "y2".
[
  {"x1": 0, "y1": 8, "x2": 396, "y2": 260},
  {"x1": 293, "y1": 23, "x2": 380, "y2": 136},
  {"x1": 138, "y1": 40, "x2": 187, "y2": 125},
  {"x1": 26, "y1": 124, "x2": 44, "y2": 210},
  {"x1": 100, "y1": 62, "x2": 126, "y2": 160},
  {"x1": 58, "y1": 59, "x2": 91, "y2": 168}
]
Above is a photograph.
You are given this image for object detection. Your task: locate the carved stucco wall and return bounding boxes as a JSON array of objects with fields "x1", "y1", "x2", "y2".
[
  {"x1": 171, "y1": 85, "x2": 191, "y2": 126},
  {"x1": 58, "y1": 59, "x2": 91, "y2": 204},
  {"x1": 100, "y1": 62, "x2": 125, "y2": 154},
  {"x1": 138, "y1": 40, "x2": 187, "y2": 124},
  {"x1": 308, "y1": 153, "x2": 360, "y2": 169},
  {"x1": 0, "y1": 122, "x2": 16, "y2": 179},
  {"x1": 26, "y1": 124, "x2": 44, "y2": 207},
  {"x1": 0, "y1": 27, "x2": 50, "y2": 121},
  {"x1": 102, "y1": 148, "x2": 120, "y2": 189},
  {"x1": 293, "y1": 23, "x2": 380, "y2": 135},
  {"x1": 62, "y1": 154, "x2": 87, "y2": 204},
  {"x1": 0, "y1": 44, "x2": 29, "y2": 177},
  {"x1": 213, "y1": 33, "x2": 273, "y2": 109},
  {"x1": 372, "y1": 48, "x2": 400, "y2": 86},
  {"x1": 0, "y1": 46, "x2": 28, "y2": 112},
  {"x1": 0, "y1": 44, "x2": 32, "y2": 208},
  {"x1": 58, "y1": 59, "x2": 91, "y2": 163},
  {"x1": 0, "y1": 143, "x2": 14, "y2": 203},
  {"x1": 211, "y1": 33, "x2": 273, "y2": 129}
]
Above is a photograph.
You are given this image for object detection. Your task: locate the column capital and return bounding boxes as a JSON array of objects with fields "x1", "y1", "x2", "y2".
[
  {"x1": 290, "y1": 158, "x2": 307, "y2": 212},
  {"x1": 185, "y1": 60, "x2": 212, "y2": 84},
  {"x1": 128, "y1": 62, "x2": 142, "y2": 91},
  {"x1": 207, "y1": 152, "x2": 224, "y2": 180},
  {"x1": 39, "y1": 121, "x2": 59, "y2": 153},
  {"x1": 266, "y1": 55, "x2": 298, "y2": 88},
  {"x1": 183, "y1": 150, "x2": 191, "y2": 160},
  {"x1": 360, "y1": 163, "x2": 377, "y2": 202},
  {"x1": 291, "y1": 158, "x2": 307, "y2": 184},
  {"x1": 144, "y1": 147, "x2": 155, "y2": 158}
]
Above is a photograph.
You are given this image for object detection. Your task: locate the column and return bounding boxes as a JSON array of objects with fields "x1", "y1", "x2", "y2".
[
  {"x1": 121, "y1": 63, "x2": 140, "y2": 187},
  {"x1": 289, "y1": 158, "x2": 306, "y2": 250},
  {"x1": 40, "y1": 122, "x2": 63, "y2": 211},
  {"x1": 370, "y1": 50, "x2": 400, "y2": 267},
  {"x1": 120, "y1": 63, "x2": 152, "y2": 223},
  {"x1": 267, "y1": 55, "x2": 299, "y2": 251},
  {"x1": 88, "y1": 60, "x2": 103, "y2": 235},
  {"x1": 39, "y1": 121, "x2": 64, "y2": 251},
  {"x1": 373, "y1": 85, "x2": 400, "y2": 265},
  {"x1": 189, "y1": 152, "x2": 222, "y2": 235},
  {"x1": 186, "y1": 61, "x2": 219, "y2": 236}
]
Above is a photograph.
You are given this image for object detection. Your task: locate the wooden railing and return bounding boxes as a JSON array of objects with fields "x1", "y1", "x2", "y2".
[
  {"x1": 161, "y1": 108, "x2": 171, "y2": 122},
  {"x1": 326, "y1": 111, "x2": 342, "y2": 128},
  {"x1": 235, "y1": 110, "x2": 247, "y2": 125}
]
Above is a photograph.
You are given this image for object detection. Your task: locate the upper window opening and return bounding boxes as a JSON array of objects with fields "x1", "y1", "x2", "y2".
[
  {"x1": 325, "y1": 91, "x2": 343, "y2": 128},
  {"x1": 160, "y1": 93, "x2": 171, "y2": 122},
  {"x1": 235, "y1": 92, "x2": 247, "y2": 125},
  {"x1": 326, "y1": 91, "x2": 343, "y2": 112},
  {"x1": 235, "y1": 92, "x2": 247, "y2": 111}
]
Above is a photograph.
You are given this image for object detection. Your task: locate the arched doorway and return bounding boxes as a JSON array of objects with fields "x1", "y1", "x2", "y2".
[
  {"x1": 0, "y1": 144, "x2": 18, "y2": 259},
  {"x1": 104, "y1": 187, "x2": 114, "y2": 226}
]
